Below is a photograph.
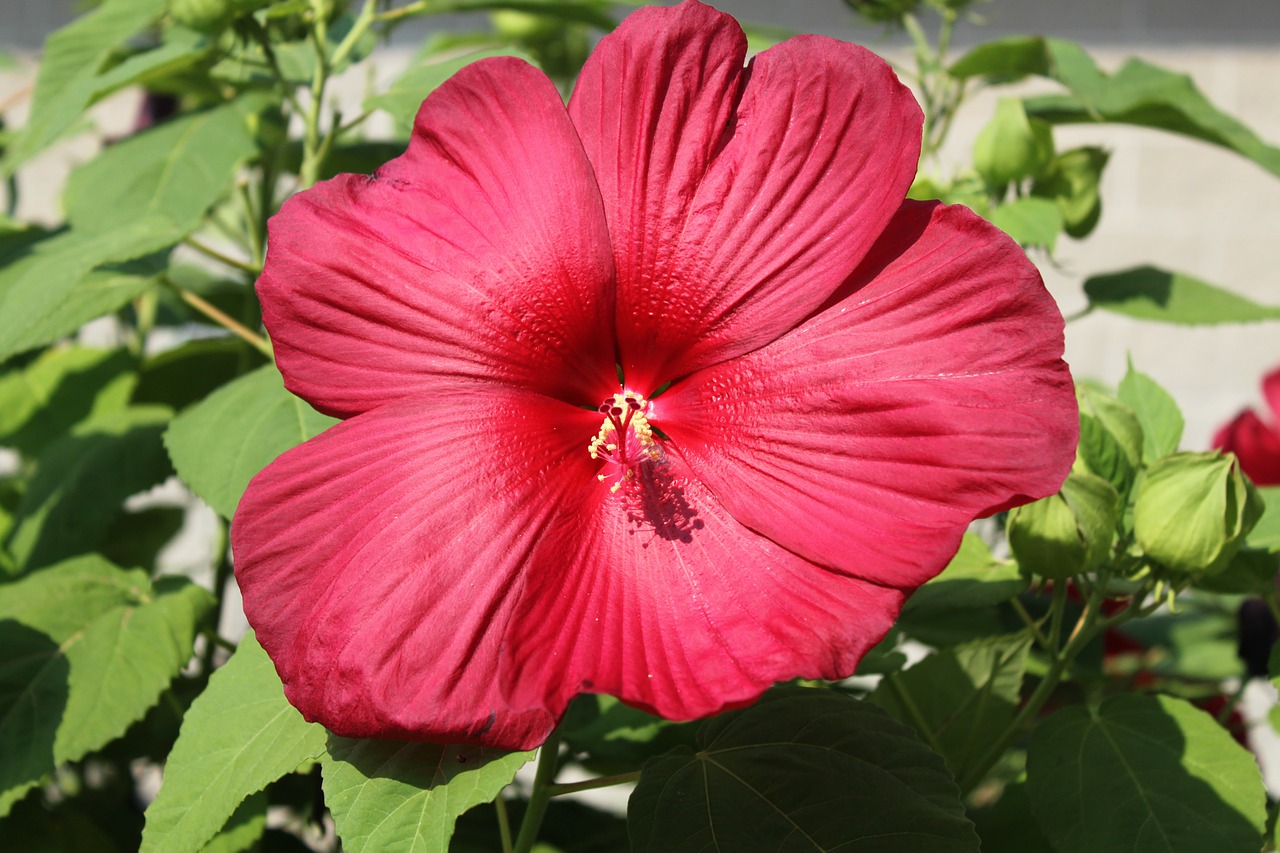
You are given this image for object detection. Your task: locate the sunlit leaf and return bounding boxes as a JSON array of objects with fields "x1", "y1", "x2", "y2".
[
  {"x1": 0, "y1": 346, "x2": 137, "y2": 457},
  {"x1": 7, "y1": 406, "x2": 173, "y2": 571},
  {"x1": 1086, "y1": 266, "x2": 1280, "y2": 325},
  {"x1": 1117, "y1": 360, "x2": 1184, "y2": 463},
  {"x1": 164, "y1": 365, "x2": 336, "y2": 519},
  {"x1": 0, "y1": 555, "x2": 211, "y2": 817},
  {"x1": 321, "y1": 737, "x2": 532, "y2": 852},
  {"x1": 141, "y1": 633, "x2": 327, "y2": 853},
  {"x1": 1027, "y1": 694, "x2": 1266, "y2": 853},
  {"x1": 2, "y1": 0, "x2": 167, "y2": 171}
]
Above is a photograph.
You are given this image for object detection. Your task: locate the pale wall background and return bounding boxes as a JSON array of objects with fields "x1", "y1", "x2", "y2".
[{"x1": 2, "y1": 0, "x2": 1279, "y2": 447}]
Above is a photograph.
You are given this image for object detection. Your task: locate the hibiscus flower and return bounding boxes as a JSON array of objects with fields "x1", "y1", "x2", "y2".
[
  {"x1": 231, "y1": 0, "x2": 1078, "y2": 750},
  {"x1": 1214, "y1": 366, "x2": 1280, "y2": 486}
]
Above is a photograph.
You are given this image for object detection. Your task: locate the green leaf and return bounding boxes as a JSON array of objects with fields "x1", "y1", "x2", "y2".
[
  {"x1": 629, "y1": 689, "x2": 980, "y2": 852},
  {"x1": 0, "y1": 555, "x2": 212, "y2": 816},
  {"x1": 970, "y1": 781, "x2": 1055, "y2": 853},
  {"x1": 141, "y1": 633, "x2": 327, "y2": 853},
  {"x1": 560, "y1": 694, "x2": 698, "y2": 776},
  {"x1": 0, "y1": 220, "x2": 183, "y2": 361},
  {"x1": 2, "y1": 0, "x2": 168, "y2": 172},
  {"x1": 1076, "y1": 385, "x2": 1143, "y2": 496},
  {"x1": 0, "y1": 346, "x2": 137, "y2": 457},
  {"x1": 1085, "y1": 266, "x2": 1280, "y2": 325},
  {"x1": 951, "y1": 36, "x2": 1280, "y2": 178},
  {"x1": 1026, "y1": 694, "x2": 1266, "y2": 853},
  {"x1": 321, "y1": 737, "x2": 532, "y2": 853},
  {"x1": 198, "y1": 791, "x2": 267, "y2": 853},
  {"x1": 1031, "y1": 146, "x2": 1109, "y2": 238},
  {"x1": 133, "y1": 338, "x2": 262, "y2": 412},
  {"x1": 950, "y1": 36, "x2": 1104, "y2": 91},
  {"x1": 7, "y1": 406, "x2": 173, "y2": 571},
  {"x1": 903, "y1": 533, "x2": 1027, "y2": 612},
  {"x1": 9, "y1": 254, "x2": 168, "y2": 359},
  {"x1": 164, "y1": 364, "x2": 336, "y2": 519},
  {"x1": 988, "y1": 197, "x2": 1063, "y2": 249},
  {"x1": 1118, "y1": 361, "x2": 1184, "y2": 463},
  {"x1": 973, "y1": 97, "x2": 1055, "y2": 187},
  {"x1": 365, "y1": 42, "x2": 534, "y2": 129},
  {"x1": 870, "y1": 633, "x2": 1031, "y2": 780},
  {"x1": 1248, "y1": 487, "x2": 1280, "y2": 552},
  {"x1": 64, "y1": 101, "x2": 258, "y2": 236},
  {"x1": 1025, "y1": 58, "x2": 1280, "y2": 179}
]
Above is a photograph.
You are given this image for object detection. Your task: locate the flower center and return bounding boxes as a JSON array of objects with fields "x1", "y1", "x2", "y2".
[{"x1": 588, "y1": 391, "x2": 663, "y2": 493}]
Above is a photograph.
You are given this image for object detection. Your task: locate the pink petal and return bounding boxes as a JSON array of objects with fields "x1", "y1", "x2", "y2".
[
  {"x1": 1215, "y1": 411, "x2": 1280, "y2": 486},
  {"x1": 1264, "y1": 366, "x2": 1280, "y2": 423},
  {"x1": 569, "y1": 2, "x2": 923, "y2": 392},
  {"x1": 231, "y1": 384, "x2": 604, "y2": 749},
  {"x1": 659, "y1": 201, "x2": 1078, "y2": 587},
  {"x1": 259, "y1": 58, "x2": 617, "y2": 418},
  {"x1": 232, "y1": 380, "x2": 907, "y2": 747},
  {"x1": 502, "y1": 450, "x2": 907, "y2": 722}
]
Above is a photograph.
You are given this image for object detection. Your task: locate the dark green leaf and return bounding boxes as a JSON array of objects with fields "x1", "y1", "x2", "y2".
[
  {"x1": 970, "y1": 781, "x2": 1054, "y2": 853},
  {"x1": 2, "y1": 0, "x2": 168, "y2": 171},
  {"x1": 0, "y1": 346, "x2": 137, "y2": 457},
  {"x1": 141, "y1": 633, "x2": 327, "y2": 853},
  {"x1": 561, "y1": 694, "x2": 698, "y2": 776},
  {"x1": 321, "y1": 736, "x2": 532, "y2": 853},
  {"x1": 133, "y1": 337, "x2": 263, "y2": 411},
  {"x1": 629, "y1": 689, "x2": 980, "y2": 852},
  {"x1": 1121, "y1": 606, "x2": 1241, "y2": 681},
  {"x1": 870, "y1": 633, "x2": 1031, "y2": 780},
  {"x1": 7, "y1": 406, "x2": 173, "y2": 571},
  {"x1": 904, "y1": 533, "x2": 1027, "y2": 612},
  {"x1": 64, "y1": 101, "x2": 259, "y2": 236},
  {"x1": 950, "y1": 36, "x2": 1103, "y2": 90},
  {"x1": 1026, "y1": 694, "x2": 1266, "y2": 853},
  {"x1": 1086, "y1": 266, "x2": 1280, "y2": 325},
  {"x1": 164, "y1": 364, "x2": 336, "y2": 519},
  {"x1": 100, "y1": 506, "x2": 185, "y2": 571},
  {"x1": 1118, "y1": 361, "x2": 1184, "y2": 463},
  {"x1": 0, "y1": 555, "x2": 211, "y2": 816}
]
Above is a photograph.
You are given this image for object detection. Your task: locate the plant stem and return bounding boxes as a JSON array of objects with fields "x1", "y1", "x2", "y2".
[
  {"x1": 162, "y1": 278, "x2": 273, "y2": 357},
  {"x1": 1010, "y1": 597, "x2": 1054, "y2": 652},
  {"x1": 183, "y1": 236, "x2": 262, "y2": 276},
  {"x1": 494, "y1": 794, "x2": 513, "y2": 853},
  {"x1": 957, "y1": 576, "x2": 1113, "y2": 795},
  {"x1": 547, "y1": 770, "x2": 642, "y2": 797},
  {"x1": 511, "y1": 728, "x2": 563, "y2": 853},
  {"x1": 886, "y1": 673, "x2": 948, "y2": 758}
]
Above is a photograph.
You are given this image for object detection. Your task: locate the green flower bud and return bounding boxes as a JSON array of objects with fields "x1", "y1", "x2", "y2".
[
  {"x1": 171, "y1": 0, "x2": 273, "y2": 34},
  {"x1": 1008, "y1": 470, "x2": 1120, "y2": 579},
  {"x1": 1134, "y1": 451, "x2": 1264, "y2": 576}
]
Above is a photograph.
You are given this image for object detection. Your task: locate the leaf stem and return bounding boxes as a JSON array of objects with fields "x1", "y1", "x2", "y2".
[
  {"x1": 511, "y1": 728, "x2": 564, "y2": 853},
  {"x1": 162, "y1": 278, "x2": 273, "y2": 357},
  {"x1": 547, "y1": 770, "x2": 642, "y2": 797}
]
